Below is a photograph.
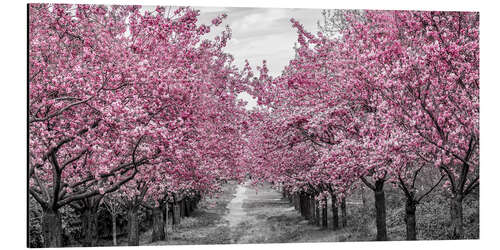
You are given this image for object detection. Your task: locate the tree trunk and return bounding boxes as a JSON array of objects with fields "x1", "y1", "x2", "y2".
[
  {"x1": 127, "y1": 206, "x2": 139, "y2": 246},
  {"x1": 315, "y1": 199, "x2": 320, "y2": 226},
  {"x1": 180, "y1": 200, "x2": 185, "y2": 218},
  {"x1": 164, "y1": 202, "x2": 169, "y2": 239},
  {"x1": 188, "y1": 199, "x2": 194, "y2": 214},
  {"x1": 300, "y1": 193, "x2": 306, "y2": 217},
  {"x1": 405, "y1": 199, "x2": 417, "y2": 240},
  {"x1": 331, "y1": 194, "x2": 339, "y2": 230},
  {"x1": 193, "y1": 196, "x2": 199, "y2": 209},
  {"x1": 294, "y1": 194, "x2": 299, "y2": 211},
  {"x1": 151, "y1": 205, "x2": 165, "y2": 242},
  {"x1": 300, "y1": 193, "x2": 307, "y2": 218},
  {"x1": 374, "y1": 180, "x2": 387, "y2": 241},
  {"x1": 361, "y1": 185, "x2": 367, "y2": 210},
  {"x1": 112, "y1": 213, "x2": 117, "y2": 246},
  {"x1": 449, "y1": 195, "x2": 464, "y2": 239},
  {"x1": 41, "y1": 208, "x2": 63, "y2": 248},
  {"x1": 340, "y1": 197, "x2": 347, "y2": 228},
  {"x1": 81, "y1": 207, "x2": 99, "y2": 247},
  {"x1": 172, "y1": 202, "x2": 181, "y2": 231},
  {"x1": 184, "y1": 199, "x2": 190, "y2": 217},
  {"x1": 308, "y1": 196, "x2": 316, "y2": 224},
  {"x1": 322, "y1": 197, "x2": 328, "y2": 228}
]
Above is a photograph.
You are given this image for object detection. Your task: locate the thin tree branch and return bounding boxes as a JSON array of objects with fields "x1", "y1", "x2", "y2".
[
  {"x1": 58, "y1": 165, "x2": 140, "y2": 208},
  {"x1": 398, "y1": 172, "x2": 413, "y2": 199},
  {"x1": 29, "y1": 188, "x2": 48, "y2": 209},
  {"x1": 61, "y1": 149, "x2": 88, "y2": 171},
  {"x1": 29, "y1": 96, "x2": 95, "y2": 123},
  {"x1": 464, "y1": 176, "x2": 480, "y2": 196},
  {"x1": 417, "y1": 175, "x2": 445, "y2": 203},
  {"x1": 360, "y1": 176, "x2": 375, "y2": 190}
]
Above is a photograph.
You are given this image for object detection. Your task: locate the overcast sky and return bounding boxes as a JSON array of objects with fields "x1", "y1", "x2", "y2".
[{"x1": 195, "y1": 6, "x2": 321, "y2": 76}]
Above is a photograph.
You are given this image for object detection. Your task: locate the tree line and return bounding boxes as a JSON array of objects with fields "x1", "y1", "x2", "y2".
[{"x1": 243, "y1": 9, "x2": 479, "y2": 241}]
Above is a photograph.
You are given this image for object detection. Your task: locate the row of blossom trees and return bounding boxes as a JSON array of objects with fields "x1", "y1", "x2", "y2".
[
  {"x1": 28, "y1": 4, "x2": 479, "y2": 245},
  {"x1": 28, "y1": 4, "x2": 247, "y2": 247},
  {"x1": 244, "y1": 10, "x2": 479, "y2": 240}
]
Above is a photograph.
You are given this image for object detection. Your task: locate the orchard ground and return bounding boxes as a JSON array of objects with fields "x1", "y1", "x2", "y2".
[
  {"x1": 134, "y1": 181, "x2": 474, "y2": 245},
  {"x1": 45, "y1": 180, "x2": 478, "y2": 247},
  {"x1": 37, "y1": 179, "x2": 477, "y2": 247}
]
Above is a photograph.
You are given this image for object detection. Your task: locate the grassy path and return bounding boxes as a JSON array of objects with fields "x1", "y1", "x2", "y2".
[{"x1": 146, "y1": 181, "x2": 349, "y2": 246}]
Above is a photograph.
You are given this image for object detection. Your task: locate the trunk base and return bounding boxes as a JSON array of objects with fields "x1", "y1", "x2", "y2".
[
  {"x1": 42, "y1": 209, "x2": 63, "y2": 248},
  {"x1": 81, "y1": 209, "x2": 99, "y2": 247},
  {"x1": 152, "y1": 206, "x2": 166, "y2": 242},
  {"x1": 449, "y1": 196, "x2": 464, "y2": 239},
  {"x1": 405, "y1": 201, "x2": 417, "y2": 240},
  {"x1": 127, "y1": 207, "x2": 139, "y2": 246},
  {"x1": 374, "y1": 180, "x2": 387, "y2": 241}
]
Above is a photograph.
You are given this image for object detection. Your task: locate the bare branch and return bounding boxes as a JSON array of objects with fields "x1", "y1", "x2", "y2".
[
  {"x1": 61, "y1": 149, "x2": 88, "y2": 171},
  {"x1": 398, "y1": 172, "x2": 413, "y2": 199},
  {"x1": 29, "y1": 188, "x2": 48, "y2": 209},
  {"x1": 417, "y1": 175, "x2": 445, "y2": 203},
  {"x1": 440, "y1": 165, "x2": 456, "y2": 194},
  {"x1": 411, "y1": 164, "x2": 424, "y2": 189},
  {"x1": 464, "y1": 176, "x2": 479, "y2": 196},
  {"x1": 360, "y1": 176, "x2": 375, "y2": 190},
  {"x1": 58, "y1": 164, "x2": 141, "y2": 208}
]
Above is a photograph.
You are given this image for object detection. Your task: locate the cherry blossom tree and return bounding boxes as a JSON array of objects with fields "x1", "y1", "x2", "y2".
[
  {"x1": 245, "y1": 9, "x2": 478, "y2": 241},
  {"x1": 29, "y1": 3, "x2": 247, "y2": 247},
  {"x1": 337, "y1": 10, "x2": 479, "y2": 239}
]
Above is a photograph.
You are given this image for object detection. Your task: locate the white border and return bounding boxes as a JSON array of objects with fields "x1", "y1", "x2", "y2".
[{"x1": 2, "y1": 1, "x2": 497, "y2": 250}]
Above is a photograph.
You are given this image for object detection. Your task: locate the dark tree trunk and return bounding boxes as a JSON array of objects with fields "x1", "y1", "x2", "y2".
[
  {"x1": 374, "y1": 180, "x2": 387, "y2": 241},
  {"x1": 293, "y1": 194, "x2": 297, "y2": 210},
  {"x1": 361, "y1": 185, "x2": 367, "y2": 210},
  {"x1": 164, "y1": 202, "x2": 169, "y2": 237},
  {"x1": 184, "y1": 199, "x2": 190, "y2": 217},
  {"x1": 167, "y1": 203, "x2": 174, "y2": 226},
  {"x1": 127, "y1": 206, "x2": 139, "y2": 246},
  {"x1": 180, "y1": 200, "x2": 186, "y2": 218},
  {"x1": 164, "y1": 202, "x2": 170, "y2": 225},
  {"x1": 299, "y1": 193, "x2": 307, "y2": 218},
  {"x1": 331, "y1": 194, "x2": 339, "y2": 230},
  {"x1": 296, "y1": 195, "x2": 300, "y2": 213},
  {"x1": 449, "y1": 195, "x2": 464, "y2": 239},
  {"x1": 294, "y1": 194, "x2": 299, "y2": 211},
  {"x1": 173, "y1": 202, "x2": 181, "y2": 226},
  {"x1": 112, "y1": 213, "x2": 117, "y2": 246},
  {"x1": 405, "y1": 199, "x2": 417, "y2": 240},
  {"x1": 192, "y1": 196, "x2": 199, "y2": 209},
  {"x1": 151, "y1": 205, "x2": 165, "y2": 242},
  {"x1": 322, "y1": 197, "x2": 328, "y2": 228},
  {"x1": 340, "y1": 197, "x2": 347, "y2": 228},
  {"x1": 308, "y1": 196, "x2": 316, "y2": 224},
  {"x1": 315, "y1": 199, "x2": 320, "y2": 226},
  {"x1": 81, "y1": 207, "x2": 99, "y2": 247},
  {"x1": 301, "y1": 194, "x2": 305, "y2": 215},
  {"x1": 41, "y1": 208, "x2": 63, "y2": 248},
  {"x1": 188, "y1": 199, "x2": 194, "y2": 214},
  {"x1": 301, "y1": 193, "x2": 307, "y2": 217}
]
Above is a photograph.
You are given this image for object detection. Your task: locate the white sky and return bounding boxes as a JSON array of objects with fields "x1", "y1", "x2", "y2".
[{"x1": 196, "y1": 6, "x2": 321, "y2": 77}]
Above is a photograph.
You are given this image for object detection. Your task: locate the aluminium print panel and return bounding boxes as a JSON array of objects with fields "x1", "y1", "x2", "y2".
[{"x1": 28, "y1": 2, "x2": 479, "y2": 248}]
